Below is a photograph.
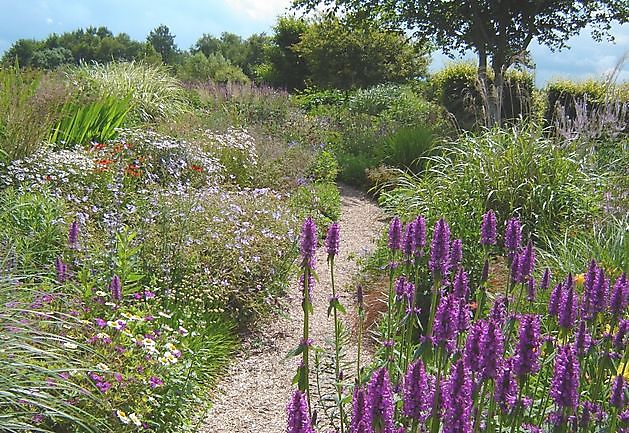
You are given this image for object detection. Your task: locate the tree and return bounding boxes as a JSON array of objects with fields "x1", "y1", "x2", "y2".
[
  {"x1": 147, "y1": 24, "x2": 178, "y2": 64},
  {"x1": 293, "y1": 0, "x2": 628, "y2": 124},
  {"x1": 295, "y1": 16, "x2": 429, "y2": 89},
  {"x1": 263, "y1": 16, "x2": 310, "y2": 90}
]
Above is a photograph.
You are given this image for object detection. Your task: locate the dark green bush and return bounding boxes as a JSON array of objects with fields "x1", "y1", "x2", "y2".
[{"x1": 375, "y1": 124, "x2": 435, "y2": 173}]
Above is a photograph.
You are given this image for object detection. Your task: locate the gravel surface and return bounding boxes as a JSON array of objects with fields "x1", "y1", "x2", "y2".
[{"x1": 199, "y1": 184, "x2": 385, "y2": 433}]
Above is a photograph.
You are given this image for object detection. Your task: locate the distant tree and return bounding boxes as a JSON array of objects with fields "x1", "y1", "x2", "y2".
[
  {"x1": 178, "y1": 52, "x2": 249, "y2": 83},
  {"x1": 264, "y1": 16, "x2": 310, "y2": 90},
  {"x1": 1, "y1": 39, "x2": 41, "y2": 66},
  {"x1": 31, "y1": 47, "x2": 73, "y2": 69},
  {"x1": 295, "y1": 16, "x2": 429, "y2": 89},
  {"x1": 293, "y1": 0, "x2": 628, "y2": 124},
  {"x1": 147, "y1": 24, "x2": 178, "y2": 64},
  {"x1": 243, "y1": 33, "x2": 271, "y2": 76},
  {"x1": 193, "y1": 32, "x2": 271, "y2": 78},
  {"x1": 194, "y1": 34, "x2": 222, "y2": 58}
]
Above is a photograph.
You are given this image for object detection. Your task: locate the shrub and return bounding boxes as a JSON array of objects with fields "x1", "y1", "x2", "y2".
[
  {"x1": 337, "y1": 152, "x2": 376, "y2": 188},
  {"x1": 290, "y1": 181, "x2": 341, "y2": 231},
  {"x1": 67, "y1": 61, "x2": 189, "y2": 122},
  {"x1": 308, "y1": 149, "x2": 339, "y2": 183},
  {"x1": 375, "y1": 124, "x2": 436, "y2": 173}
]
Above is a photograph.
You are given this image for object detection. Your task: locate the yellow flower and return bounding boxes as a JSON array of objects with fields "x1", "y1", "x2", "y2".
[
  {"x1": 618, "y1": 362, "x2": 629, "y2": 381},
  {"x1": 574, "y1": 273, "x2": 585, "y2": 286}
]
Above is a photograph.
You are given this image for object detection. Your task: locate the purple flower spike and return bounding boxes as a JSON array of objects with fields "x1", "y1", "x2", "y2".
[
  {"x1": 526, "y1": 278, "x2": 536, "y2": 301},
  {"x1": 558, "y1": 274, "x2": 578, "y2": 330},
  {"x1": 550, "y1": 345, "x2": 580, "y2": 409},
  {"x1": 573, "y1": 320, "x2": 592, "y2": 356},
  {"x1": 510, "y1": 251, "x2": 522, "y2": 283},
  {"x1": 548, "y1": 282, "x2": 563, "y2": 317},
  {"x1": 519, "y1": 240, "x2": 535, "y2": 279},
  {"x1": 453, "y1": 267, "x2": 469, "y2": 300},
  {"x1": 610, "y1": 375, "x2": 626, "y2": 409},
  {"x1": 325, "y1": 222, "x2": 340, "y2": 258},
  {"x1": 489, "y1": 297, "x2": 508, "y2": 326},
  {"x1": 449, "y1": 239, "x2": 463, "y2": 270},
  {"x1": 403, "y1": 359, "x2": 433, "y2": 421},
  {"x1": 300, "y1": 217, "x2": 318, "y2": 269},
  {"x1": 442, "y1": 359, "x2": 473, "y2": 433},
  {"x1": 613, "y1": 319, "x2": 629, "y2": 350},
  {"x1": 110, "y1": 275, "x2": 122, "y2": 302},
  {"x1": 609, "y1": 273, "x2": 628, "y2": 316},
  {"x1": 540, "y1": 268, "x2": 551, "y2": 290},
  {"x1": 68, "y1": 220, "x2": 79, "y2": 249},
  {"x1": 481, "y1": 259, "x2": 489, "y2": 282},
  {"x1": 388, "y1": 217, "x2": 402, "y2": 252},
  {"x1": 480, "y1": 210, "x2": 497, "y2": 246},
  {"x1": 504, "y1": 217, "x2": 522, "y2": 252},
  {"x1": 413, "y1": 215, "x2": 427, "y2": 257},
  {"x1": 494, "y1": 362, "x2": 518, "y2": 412},
  {"x1": 429, "y1": 218, "x2": 451, "y2": 277},
  {"x1": 55, "y1": 256, "x2": 68, "y2": 283},
  {"x1": 480, "y1": 319, "x2": 505, "y2": 380},
  {"x1": 513, "y1": 315, "x2": 541, "y2": 378},
  {"x1": 464, "y1": 320, "x2": 486, "y2": 374},
  {"x1": 433, "y1": 294, "x2": 459, "y2": 352},
  {"x1": 350, "y1": 386, "x2": 368, "y2": 433},
  {"x1": 286, "y1": 390, "x2": 315, "y2": 433},
  {"x1": 366, "y1": 368, "x2": 395, "y2": 433},
  {"x1": 403, "y1": 222, "x2": 416, "y2": 258}
]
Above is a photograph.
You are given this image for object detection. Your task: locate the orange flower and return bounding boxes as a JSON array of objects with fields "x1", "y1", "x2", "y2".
[
  {"x1": 97, "y1": 159, "x2": 113, "y2": 166},
  {"x1": 92, "y1": 143, "x2": 106, "y2": 151},
  {"x1": 114, "y1": 145, "x2": 123, "y2": 153},
  {"x1": 190, "y1": 164, "x2": 204, "y2": 172}
]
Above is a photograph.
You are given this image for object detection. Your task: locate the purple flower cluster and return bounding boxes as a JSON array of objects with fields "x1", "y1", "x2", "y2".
[
  {"x1": 550, "y1": 345, "x2": 580, "y2": 409},
  {"x1": 610, "y1": 375, "x2": 626, "y2": 409},
  {"x1": 480, "y1": 319, "x2": 505, "y2": 380},
  {"x1": 402, "y1": 359, "x2": 433, "y2": 421},
  {"x1": 286, "y1": 390, "x2": 315, "y2": 433},
  {"x1": 449, "y1": 239, "x2": 463, "y2": 270},
  {"x1": 609, "y1": 272, "x2": 628, "y2": 316},
  {"x1": 395, "y1": 277, "x2": 415, "y2": 305},
  {"x1": 351, "y1": 386, "x2": 368, "y2": 433},
  {"x1": 433, "y1": 294, "x2": 459, "y2": 351},
  {"x1": 55, "y1": 257, "x2": 69, "y2": 283},
  {"x1": 452, "y1": 267, "x2": 470, "y2": 300},
  {"x1": 388, "y1": 217, "x2": 402, "y2": 252},
  {"x1": 558, "y1": 274, "x2": 578, "y2": 330},
  {"x1": 325, "y1": 222, "x2": 340, "y2": 258},
  {"x1": 366, "y1": 368, "x2": 395, "y2": 433},
  {"x1": 402, "y1": 222, "x2": 416, "y2": 258},
  {"x1": 504, "y1": 217, "x2": 522, "y2": 254},
  {"x1": 463, "y1": 321, "x2": 486, "y2": 373},
  {"x1": 110, "y1": 275, "x2": 122, "y2": 302},
  {"x1": 513, "y1": 315, "x2": 541, "y2": 378},
  {"x1": 582, "y1": 260, "x2": 610, "y2": 319},
  {"x1": 573, "y1": 320, "x2": 592, "y2": 356},
  {"x1": 300, "y1": 217, "x2": 318, "y2": 269},
  {"x1": 494, "y1": 361, "x2": 518, "y2": 412},
  {"x1": 429, "y1": 218, "x2": 451, "y2": 277},
  {"x1": 480, "y1": 210, "x2": 497, "y2": 246},
  {"x1": 442, "y1": 359, "x2": 473, "y2": 433},
  {"x1": 413, "y1": 215, "x2": 427, "y2": 257},
  {"x1": 68, "y1": 220, "x2": 79, "y2": 249},
  {"x1": 540, "y1": 268, "x2": 551, "y2": 290}
]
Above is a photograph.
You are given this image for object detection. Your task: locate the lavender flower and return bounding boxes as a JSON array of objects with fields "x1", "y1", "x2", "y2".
[
  {"x1": 429, "y1": 218, "x2": 451, "y2": 277},
  {"x1": 413, "y1": 215, "x2": 426, "y2": 257},
  {"x1": 325, "y1": 222, "x2": 340, "y2": 259},
  {"x1": 510, "y1": 251, "x2": 522, "y2": 283},
  {"x1": 402, "y1": 359, "x2": 433, "y2": 421},
  {"x1": 395, "y1": 277, "x2": 415, "y2": 304},
  {"x1": 449, "y1": 239, "x2": 463, "y2": 270},
  {"x1": 609, "y1": 273, "x2": 628, "y2": 316},
  {"x1": 480, "y1": 319, "x2": 505, "y2": 380},
  {"x1": 464, "y1": 320, "x2": 486, "y2": 374},
  {"x1": 457, "y1": 301, "x2": 470, "y2": 332},
  {"x1": 433, "y1": 294, "x2": 459, "y2": 352},
  {"x1": 489, "y1": 296, "x2": 507, "y2": 326},
  {"x1": 403, "y1": 222, "x2": 416, "y2": 258},
  {"x1": 300, "y1": 217, "x2": 318, "y2": 269},
  {"x1": 611, "y1": 375, "x2": 626, "y2": 409},
  {"x1": 110, "y1": 275, "x2": 122, "y2": 302},
  {"x1": 494, "y1": 362, "x2": 518, "y2": 412},
  {"x1": 589, "y1": 267, "x2": 609, "y2": 317},
  {"x1": 558, "y1": 274, "x2": 578, "y2": 330},
  {"x1": 68, "y1": 220, "x2": 79, "y2": 249},
  {"x1": 513, "y1": 315, "x2": 541, "y2": 378},
  {"x1": 388, "y1": 217, "x2": 402, "y2": 252},
  {"x1": 519, "y1": 240, "x2": 535, "y2": 279},
  {"x1": 540, "y1": 268, "x2": 551, "y2": 290},
  {"x1": 504, "y1": 217, "x2": 522, "y2": 253},
  {"x1": 613, "y1": 319, "x2": 629, "y2": 350},
  {"x1": 452, "y1": 267, "x2": 469, "y2": 300},
  {"x1": 526, "y1": 278, "x2": 536, "y2": 301},
  {"x1": 550, "y1": 345, "x2": 580, "y2": 409},
  {"x1": 366, "y1": 368, "x2": 394, "y2": 433},
  {"x1": 286, "y1": 390, "x2": 315, "y2": 433},
  {"x1": 442, "y1": 359, "x2": 473, "y2": 433},
  {"x1": 579, "y1": 401, "x2": 603, "y2": 428},
  {"x1": 548, "y1": 282, "x2": 563, "y2": 317},
  {"x1": 480, "y1": 210, "x2": 497, "y2": 246},
  {"x1": 350, "y1": 386, "x2": 368, "y2": 433},
  {"x1": 573, "y1": 320, "x2": 592, "y2": 356},
  {"x1": 481, "y1": 259, "x2": 489, "y2": 282},
  {"x1": 55, "y1": 257, "x2": 68, "y2": 283}
]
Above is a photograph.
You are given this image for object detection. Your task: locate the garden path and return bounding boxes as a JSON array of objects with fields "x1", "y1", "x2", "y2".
[{"x1": 199, "y1": 184, "x2": 385, "y2": 433}]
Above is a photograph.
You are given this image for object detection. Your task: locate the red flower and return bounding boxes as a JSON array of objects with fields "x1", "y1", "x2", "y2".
[{"x1": 190, "y1": 164, "x2": 204, "y2": 172}]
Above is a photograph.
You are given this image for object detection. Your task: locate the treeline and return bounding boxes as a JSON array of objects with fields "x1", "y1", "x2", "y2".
[{"x1": 1, "y1": 16, "x2": 429, "y2": 91}]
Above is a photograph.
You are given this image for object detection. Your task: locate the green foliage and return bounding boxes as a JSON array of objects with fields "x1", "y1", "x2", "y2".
[
  {"x1": 49, "y1": 95, "x2": 133, "y2": 147},
  {"x1": 67, "y1": 61, "x2": 189, "y2": 122},
  {"x1": 147, "y1": 24, "x2": 179, "y2": 65},
  {"x1": 290, "y1": 181, "x2": 341, "y2": 230},
  {"x1": 308, "y1": 149, "x2": 339, "y2": 183},
  {"x1": 375, "y1": 124, "x2": 435, "y2": 173},
  {"x1": 293, "y1": 88, "x2": 348, "y2": 112},
  {"x1": 262, "y1": 16, "x2": 310, "y2": 90},
  {"x1": 337, "y1": 152, "x2": 376, "y2": 187},
  {"x1": 178, "y1": 52, "x2": 249, "y2": 83},
  {"x1": 294, "y1": 17, "x2": 429, "y2": 90}
]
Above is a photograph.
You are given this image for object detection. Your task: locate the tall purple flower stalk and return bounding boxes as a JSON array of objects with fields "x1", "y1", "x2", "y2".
[
  {"x1": 526, "y1": 278, "x2": 537, "y2": 301},
  {"x1": 609, "y1": 273, "x2": 628, "y2": 316},
  {"x1": 550, "y1": 345, "x2": 580, "y2": 409},
  {"x1": 300, "y1": 217, "x2": 318, "y2": 269},
  {"x1": 573, "y1": 320, "x2": 592, "y2": 356},
  {"x1": 413, "y1": 215, "x2": 426, "y2": 257},
  {"x1": 519, "y1": 240, "x2": 535, "y2": 279},
  {"x1": 402, "y1": 359, "x2": 433, "y2": 421},
  {"x1": 325, "y1": 222, "x2": 340, "y2": 259},
  {"x1": 453, "y1": 267, "x2": 469, "y2": 300},
  {"x1": 540, "y1": 268, "x2": 551, "y2": 290},
  {"x1": 55, "y1": 257, "x2": 69, "y2": 283},
  {"x1": 433, "y1": 294, "x2": 459, "y2": 352},
  {"x1": 480, "y1": 209, "x2": 497, "y2": 246},
  {"x1": 489, "y1": 296, "x2": 508, "y2": 326},
  {"x1": 464, "y1": 320, "x2": 486, "y2": 374},
  {"x1": 480, "y1": 319, "x2": 505, "y2": 380},
  {"x1": 495, "y1": 362, "x2": 519, "y2": 412},
  {"x1": 286, "y1": 390, "x2": 315, "y2": 433},
  {"x1": 68, "y1": 220, "x2": 79, "y2": 249},
  {"x1": 388, "y1": 217, "x2": 402, "y2": 252},
  {"x1": 610, "y1": 375, "x2": 626, "y2": 409},
  {"x1": 613, "y1": 319, "x2": 628, "y2": 350},
  {"x1": 110, "y1": 275, "x2": 122, "y2": 302},
  {"x1": 449, "y1": 239, "x2": 463, "y2": 271},
  {"x1": 403, "y1": 222, "x2": 416, "y2": 258},
  {"x1": 558, "y1": 274, "x2": 578, "y2": 330},
  {"x1": 366, "y1": 368, "x2": 395, "y2": 433},
  {"x1": 504, "y1": 217, "x2": 522, "y2": 254},
  {"x1": 548, "y1": 281, "x2": 563, "y2": 317},
  {"x1": 429, "y1": 218, "x2": 451, "y2": 277},
  {"x1": 513, "y1": 314, "x2": 541, "y2": 378},
  {"x1": 442, "y1": 359, "x2": 473, "y2": 433},
  {"x1": 350, "y1": 386, "x2": 368, "y2": 433}
]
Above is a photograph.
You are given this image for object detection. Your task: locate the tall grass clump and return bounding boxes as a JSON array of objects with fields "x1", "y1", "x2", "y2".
[{"x1": 67, "y1": 61, "x2": 189, "y2": 122}]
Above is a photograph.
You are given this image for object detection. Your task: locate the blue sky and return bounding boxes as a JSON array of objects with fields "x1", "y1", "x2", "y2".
[{"x1": 0, "y1": 0, "x2": 627, "y2": 86}]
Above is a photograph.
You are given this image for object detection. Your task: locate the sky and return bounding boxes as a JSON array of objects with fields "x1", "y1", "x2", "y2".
[{"x1": 0, "y1": 0, "x2": 627, "y2": 86}]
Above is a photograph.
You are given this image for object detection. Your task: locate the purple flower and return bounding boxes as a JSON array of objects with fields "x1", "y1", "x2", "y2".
[
  {"x1": 589, "y1": 267, "x2": 609, "y2": 317},
  {"x1": 558, "y1": 274, "x2": 578, "y2": 330},
  {"x1": 300, "y1": 217, "x2": 318, "y2": 269},
  {"x1": 429, "y1": 218, "x2": 451, "y2": 277},
  {"x1": 403, "y1": 222, "x2": 416, "y2": 258},
  {"x1": 480, "y1": 210, "x2": 497, "y2": 246},
  {"x1": 526, "y1": 278, "x2": 536, "y2": 301},
  {"x1": 464, "y1": 320, "x2": 486, "y2": 374},
  {"x1": 614, "y1": 319, "x2": 629, "y2": 350},
  {"x1": 579, "y1": 401, "x2": 603, "y2": 428},
  {"x1": 481, "y1": 259, "x2": 489, "y2": 282},
  {"x1": 456, "y1": 301, "x2": 470, "y2": 332},
  {"x1": 55, "y1": 256, "x2": 69, "y2": 283},
  {"x1": 609, "y1": 273, "x2": 628, "y2": 316},
  {"x1": 366, "y1": 368, "x2": 395, "y2": 433},
  {"x1": 513, "y1": 314, "x2": 541, "y2": 378},
  {"x1": 402, "y1": 359, "x2": 433, "y2": 421},
  {"x1": 94, "y1": 318, "x2": 107, "y2": 328},
  {"x1": 68, "y1": 220, "x2": 79, "y2": 249},
  {"x1": 325, "y1": 222, "x2": 340, "y2": 258},
  {"x1": 442, "y1": 359, "x2": 473, "y2": 433},
  {"x1": 286, "y1": 390, "x2": 315, "y2": 433},
  {"x1": 548, "y1": 281, "x2": 563, "y2": 317},
  {"x1": 504, "y1": 217, "x2": 522, "y2": 253},
  {"x1": 480, "y1": 319, "x2": 504, "y2": 380},
  {"x1": 413, "y1": 215, "x2": 426, "y2": 257},
  {"x1": 433, "y1": 294, "x2": 459, "y2": 352},
  {"x1": 95, "y1": 381, "x2": 111, "y2": 393},
  {"x1": 510, "y1": 251, "x2": 522, "y2": 283},
  {"x1": 110, "y1": 275, "x2": 122, "y2": 302},
  {"x1": 452, "y1": 267, "x2": 469, "y2": 300},
  {"x1": 494, "y1": 362, "x2": 518, "y2": 412},
  {"x1": 489, "y1": 296, "x2": 507, "y2": 326},
  {"x1": 550, "y1": 345, "x2": 580, "y2": 409},
  {"x1": 540, "y1": 268, "x2": 551, "y2": 290},
  {"x1": 449, "y1": 239, "x2": 463, "y2": 270},
  {"x1": 573, "y1": 320, "x2": 592, "y2": 356},
  {"x1": 388, "y1": 217, "x2": 402, "y2": 252},
  {"x1": 149, "y1": 376, "x2": 164, "y2": 388},
  {"x1": 611, "y1": 375, "x2": 626, "y2": 409},
  {"x1": 519, "y1": 240, "x2": 535, "y2": 279},
  {"x1": 395, "y1": 277, "x2": 415, "y2": 305},
  {"x1": 350, "y1": 386, "x2": 368, "y2": 433}
]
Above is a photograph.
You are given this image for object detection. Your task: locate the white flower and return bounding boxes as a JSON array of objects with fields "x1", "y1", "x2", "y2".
[
  {"x1": 95, "y1": 363, "x2": 110, "y2": 371},
  {"x1": 116, "y1": 410, "x2": 130, "y2": 424},
  {"x1": 63, "y1": 342, "x2": 78, "y2": 349},
  {"x1": 128, "y1": 413, "x2": 142, "y2": 427}
]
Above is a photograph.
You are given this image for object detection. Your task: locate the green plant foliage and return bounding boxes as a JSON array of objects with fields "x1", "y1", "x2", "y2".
[
  {"x1": 49, "y1": 95, "x2": 133, "y2": 147},
  {"x1": 290, "y1": 181, "x2": 341, "y2": 230},
  {"x1": 308, "y1": 149, "x2": 339, "y2": 183},
  {"x1": 178, "y1": 52, "x2": 249, "y2": 84},
  {"x1": 375, "y1": 124, "x2": 435, "y2": 173}
]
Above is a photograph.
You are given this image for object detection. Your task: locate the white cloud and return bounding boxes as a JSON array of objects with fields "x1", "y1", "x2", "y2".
[
  {"x1": 223, "y1": 0, "x2": 292, "y2": 21},
  {"x1": 46, "y1": 17, "x2": 53, "y2": 24}
]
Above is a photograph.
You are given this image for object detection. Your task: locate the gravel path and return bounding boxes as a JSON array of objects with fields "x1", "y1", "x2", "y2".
[{"x1": 199, "y1": 184, "x2": 385, "y2": 433}]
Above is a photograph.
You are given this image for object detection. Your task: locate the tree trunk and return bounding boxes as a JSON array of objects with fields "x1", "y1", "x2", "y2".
[
  {"x1": 476, "y1": 49, "x2": 492, "y2": 127},
  {"x1": 491, "y1": 62, "x2": 505, "y2": 126}
]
